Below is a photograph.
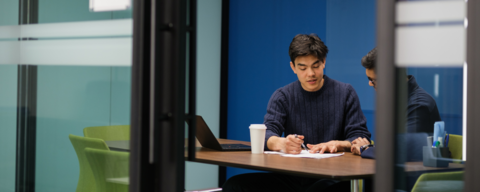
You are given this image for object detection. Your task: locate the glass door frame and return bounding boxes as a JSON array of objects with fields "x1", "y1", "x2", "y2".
[
  {"x1": 16, "y1": 0, "x2": 38, "y2": 191},
  {"x1": 375, "y1": 0, "x2": 480, "y2": 191},
  {"x1": 464, "y1": 0, "x2": 480, "y2": 191},
  {"x1": 130, "y1": 0, "x2": 196, "y2": 191}
]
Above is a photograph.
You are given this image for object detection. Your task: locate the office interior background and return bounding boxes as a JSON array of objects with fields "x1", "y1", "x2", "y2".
[{"x1": 0, "y1": 0, "x2": 475, "y2": 191}]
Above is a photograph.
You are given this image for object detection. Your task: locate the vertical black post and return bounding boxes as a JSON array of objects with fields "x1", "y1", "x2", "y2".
[
  {"x1": 131, "y1": 0, "x2": 190, "y2": 191},
  {"x1": 465, "y1": 0, "x2": 480, "y2": 191},
  {"x1": 16, "y1": 0, "x2": 38, "y2": 192},
  {"x1": 16, "y1": 66, "x2": 37, "y2": 192},
  {"x1": 187, "y1": 0, "x2": 197, "y2": 162},
  {"x1": 375, "y1": 0, "x2": 395, "y2": 192},
  {"x1": 394, "y1": 68, "x2": 408, "y2": 191},
  {"x1": 219, "y1": 0, "x2": 230, "y2": 187},
  {"x1": 129, "y1": 0, "x2": 155, "y2": 191},
  {"x1": 154, "y1": 0, "x2": 187, "y2": 191}
]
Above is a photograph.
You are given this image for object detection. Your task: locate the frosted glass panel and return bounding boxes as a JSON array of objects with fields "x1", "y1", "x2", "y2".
[
  {"x1": 0, "y1": 25, "x2": 20, "y2": 38},
  {"x1": 20, "y1": 38, "x2": 131, "y2": 66},
  {"x1": 0, "y1": 19, "x2": 132, "y2": 66},
  {"x1": 0, "y1": 19, "x2": 132, "y2": 39},
  {"x1": 0, "y1": 41, "x2": 19, "y2": 64},
  {"x1": 396, "y1": 1, "x2": 465, "y2": 24},
  {"x1": 22, "y1": 19, "x2": 132, "y2": 38},
  {"x1": 396, "y1": 26, "x2": 465, "y2": 67},
  {"x1": 90, "y1": 0, "x2": 131, "y2": 12}
]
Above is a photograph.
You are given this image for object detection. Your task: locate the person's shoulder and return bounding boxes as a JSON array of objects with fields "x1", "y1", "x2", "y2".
[
  {"x1": 409, "y1": 76, "x2": 435, "y2": 102},
  {"x1": 270, "y1": 80, "x2": 299, "y2": 99},
  {"x1": 410, "y1": 85, "x2": 437, "y2": 106},
  {"x1": 275, "y1": 80, "x2": 299, "y2": 94}
]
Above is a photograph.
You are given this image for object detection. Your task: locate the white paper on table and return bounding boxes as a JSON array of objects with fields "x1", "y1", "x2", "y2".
[{"x1": 264, "y1": 151, "x2": 344, "y2": 159}]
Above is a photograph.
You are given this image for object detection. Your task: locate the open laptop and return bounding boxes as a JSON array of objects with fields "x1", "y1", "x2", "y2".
[{"x1": 191, "y1": 115, "x2": 251, "y2": 151}]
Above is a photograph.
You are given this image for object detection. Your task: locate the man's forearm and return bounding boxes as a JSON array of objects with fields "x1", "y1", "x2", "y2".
[
  {"x1": 267, "y1": 136, "x2": 284, "y2": 151},
  {"x1": 340, "y1": 140, "x2": 352, "y2": 152}
]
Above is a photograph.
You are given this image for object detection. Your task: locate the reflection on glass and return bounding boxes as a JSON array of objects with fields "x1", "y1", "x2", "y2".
[
  {"x1": 351, "y1": 47, "x2": 464, "y2": 192},
  {"x1": 389, "y1": 1, "x2": 466, "y2": 191},
  {"x1": 395, "y1": 66, "x2": 465, "y2": 192},
  {"x1": 2, "y1": 0, "x2": 132, "y2": 192}
]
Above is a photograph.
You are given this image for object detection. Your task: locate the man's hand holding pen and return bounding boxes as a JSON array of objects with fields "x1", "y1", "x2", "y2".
[{"x1": 283, "y1": 134, "x2": 305, "y2": 154}]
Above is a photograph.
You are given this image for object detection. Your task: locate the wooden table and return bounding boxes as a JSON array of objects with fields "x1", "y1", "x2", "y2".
[
  {"x1": 106, "y1": 139, "x2": 464, "y2": 191},
  {"x1": 105, "y1": 140, "x2": 130, "y2": 152},
  {"x1": 189, "y1": 139, "x2": 375, "y2": 180}
]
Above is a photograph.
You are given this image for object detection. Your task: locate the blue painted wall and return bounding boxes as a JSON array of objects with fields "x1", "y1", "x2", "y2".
[
  {"x1": 226, "y1": 0, "x2": 376, "y2": 179},
  {"x1": 324, "y1": 0, "x2": 377, "y2": 140}
]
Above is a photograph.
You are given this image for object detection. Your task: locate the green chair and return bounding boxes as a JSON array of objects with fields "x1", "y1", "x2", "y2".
[
  {"x1": 84, "y1": 125, "x2": 130, "y2": 141},
  {"x1": 448, "y1": 134, "x2": 462, "y2": 161},
  {"x1": 69, "y1": 134, "x2": 110, "y2": 192},
  {"x1": 85, "y1": 148, "x2": 129, "y2": 192},
  {"x1": 411, "y1": 134, "x2": 464, "y2": 192},
  {"x1": 411, "y1": 171, "x2": 463, "y2": 192}
]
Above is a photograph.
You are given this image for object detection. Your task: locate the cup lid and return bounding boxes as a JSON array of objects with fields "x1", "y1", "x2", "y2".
[{"x1": 249, "y1": 124, "x2": 266, "y2": 129}]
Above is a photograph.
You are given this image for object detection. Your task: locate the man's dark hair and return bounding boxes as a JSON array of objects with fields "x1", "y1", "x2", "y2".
[
  {"x1": 289, "y1": 34, "x2": 329, "y2": 65},
  {"x1": 361, "y1": 47, "x2": 377, "y2": 69}
]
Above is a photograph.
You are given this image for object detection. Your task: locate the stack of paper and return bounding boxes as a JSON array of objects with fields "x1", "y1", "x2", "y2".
[{"x1": 264, "y1": 151, "x2": 344, "y2": 159}]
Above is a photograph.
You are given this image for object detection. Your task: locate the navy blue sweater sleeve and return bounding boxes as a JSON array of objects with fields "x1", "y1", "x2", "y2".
[
  {"x1": 264, "y1": 89, "x2": 288, "y2": 150},
  {"x1": 343, "y1": 85, "x2": 371, "y2": 142},
  {"x1": 361, "y1": 147, "x2": 375, "y2": 159}
]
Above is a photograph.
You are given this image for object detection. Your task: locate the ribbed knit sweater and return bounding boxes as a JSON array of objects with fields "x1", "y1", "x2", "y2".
[{"x1": 264, "y1": 75, "x2": 371, "y2": 150}]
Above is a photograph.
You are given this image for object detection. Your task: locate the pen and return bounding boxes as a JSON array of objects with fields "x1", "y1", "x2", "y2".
[{"x1": 294, "y1": 134, "x2": 308, "y2": 152}]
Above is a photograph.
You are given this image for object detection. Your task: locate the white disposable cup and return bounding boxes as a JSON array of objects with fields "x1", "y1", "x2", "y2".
[{"x1": 249, "y1": 124, "x2": 267, "y2": 154}]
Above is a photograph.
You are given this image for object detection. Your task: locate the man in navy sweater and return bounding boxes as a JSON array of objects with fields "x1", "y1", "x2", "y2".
[
  {"x1": 350, "y1": 47, "x2": 442, "y2": 192},
  {"x1": 351, "y1": 47, "x2": 441, "y2": 159},
  {"x1": 222, "y1": 34, "x2": 371, "y2": 192}
]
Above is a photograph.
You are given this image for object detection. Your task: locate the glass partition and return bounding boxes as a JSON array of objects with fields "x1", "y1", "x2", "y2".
[
  {"x1": 393, "y1": 1, "x2": 466, "y2": 191},
  {"x1": 0, "y1": 1, "x2": 19, "y2": 191},
  {"x1": 0, "y1": 0, "x2": 133, "y2": 191},
  {"x1": 185, "y1": 0, "x2": 222, "y2": 190}
]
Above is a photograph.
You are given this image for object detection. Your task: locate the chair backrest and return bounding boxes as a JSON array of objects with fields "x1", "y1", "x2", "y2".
[
  {"x1": 84, "y1": 125, "x2": 130, "y2": 141},
  {"x1": 411, "y1": 171, "x2": 464, "y2": 192},
  {"x1": 448, "y1": 134, "x2": 463, "y2": 160},
  {"x1": 85, "y1": 148, "x2": 129, "y2": 192},
  {"x1": 69, "y1": 134, "x2": 109, "y2": 192}
]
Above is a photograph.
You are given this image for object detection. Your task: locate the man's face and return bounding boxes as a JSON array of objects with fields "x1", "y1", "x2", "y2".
[
  {"x1": 365, "y1": 68, "x2": 376, "y2": 91},
  {"x1": 290, "y1": 54, "x2": 325, "y2": 92}
]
